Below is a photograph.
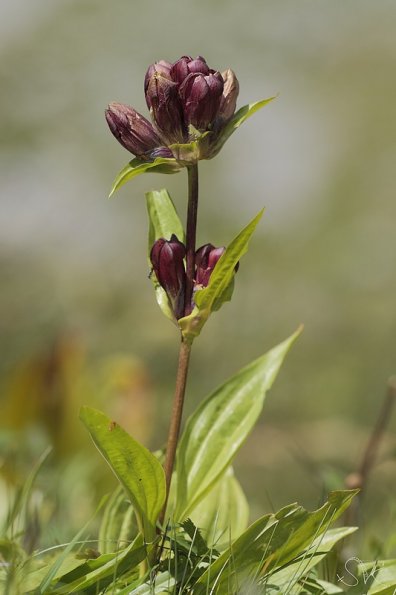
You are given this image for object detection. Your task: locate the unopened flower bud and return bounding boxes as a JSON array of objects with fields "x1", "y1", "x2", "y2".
[
  {"x1": 150, "y1": 235, "x2": 186, "y2": 320},
  {"x1": 145, "y1": 75, "x2": 186, "y2": 144},
  {"x1": 195, "y1": 244, "x2": 226, "y2": 287},
  {"x1": 144, "y1": 60, "x2": 172, "y2": 96},
  {"x1": 179, "y1": 72, "x2": 224, "y2": 131},
  {"x1": 105, "y1": 102, "x2": 160, "y2": 158},
  {"x1": 170, "y1": 55, "x2": 210, "y2": 84},
  {"x1": 218, "y1": 69, "x2": 239, "y2": 122}
]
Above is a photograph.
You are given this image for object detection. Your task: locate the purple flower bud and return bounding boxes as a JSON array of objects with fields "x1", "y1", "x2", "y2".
[
  {"x1": 105, "y1": 102, "x2": 160, "y2": 158},
  {"x1": 144, "y1": 60, "x2": 172, "y2": 97},
  {"x1": 150, "y1": 235, "x2": 186, "y2": 320},
  {"x1": 179, "y1": 72, "x2": 224, "y2": 131},
  {"x1": 218, "y1": 69, "x2": 239, "y2": 122},
  {"x1": 145, "y1": 74, "x2": 186, "y2": 144},
  {"x1": 170, "y1": 55, "x2": 210, "y2": 84},
  {"x1": 195, "y1": 244, "x2": 226, "y2": 287}
]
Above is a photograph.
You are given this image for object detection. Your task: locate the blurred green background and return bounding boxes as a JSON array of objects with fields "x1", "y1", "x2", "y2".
[{"x1": 1, "y1": 0, "x2": 396, "y2": 554}]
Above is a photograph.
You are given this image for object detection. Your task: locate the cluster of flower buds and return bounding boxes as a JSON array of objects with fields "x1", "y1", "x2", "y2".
[
  {"x1": 150, "y1": 236, "x2": 227, "y2": 320},
  {"x1": 105, "y1": 55, "x2": 239, "y2": 163}
]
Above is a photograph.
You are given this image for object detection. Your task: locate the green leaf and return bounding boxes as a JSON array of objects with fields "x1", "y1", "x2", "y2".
[
  {"x1": 80, "y1": 406, "x2": 165, "y2": 542},
  {"x1": 121, "y1": 571, "x2": 176, "y2": 594},
  {"x1": 210, "y1": 96, "x2": 277, "y2": 158},
  {"x1": 194, "y1": 209, "x2": 263, "y2": 310},
  {"x1": 331, "y1": 559, "x2": 396, "y2": 595},
  {"x1": 179, "y1": 209, "x2": 264, "y2": 343},
  {"x1": 98, "y1": 485, "x2": 136, "y2": 554},
  {"x1": 49, "y1": 535, "x2": 145, "y2": 594},
  {"x1": 146, "y1": 188, "x2": 184, "y2": 248},
  {"x1": 146, "y1": 188, "x2": 185, "y2": 324},
  {"x1": 193, "y1": 490, "x2": 358, "y2": 594},
  {"x1": 21, "y1": 556, "x2": 87, "y2": 593},
  {"x1": 269, "y1": 526, "x2": 357, "y2": 592},
  {"x1": 315, "y1": 579, "x2": 345, "y2": 593},
  {"x1": 109, "y1": 157, "x2": 182, "y2": 198},
  {"x1": 361, "y1": 559, "x2": 396, "y2": 594},
  {"x1": 190, "y1": 467, "x2": 249, "y2": 549},
  {"x1": 292, "y1": 578, "x2": 344, "y2": 594},
  {"x1": 174, "y1": 327, "x2": 301, "y2": 520}
]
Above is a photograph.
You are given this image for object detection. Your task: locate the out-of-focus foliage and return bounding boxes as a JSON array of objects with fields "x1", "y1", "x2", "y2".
[
  {"x1": 1, "y1": 0, "x2": 396, "y2": 553},
  {"x1": 0, "y1": 335, "x2": 154, "y2": 543}
]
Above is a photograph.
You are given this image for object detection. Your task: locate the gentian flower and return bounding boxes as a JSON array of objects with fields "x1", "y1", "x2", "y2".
[
  {"x1": 106, "y1": 55, "x2": 274, "y2": 195},
  {"x1": 107, "y1": 55, "x2": 239, "y2": 160}
]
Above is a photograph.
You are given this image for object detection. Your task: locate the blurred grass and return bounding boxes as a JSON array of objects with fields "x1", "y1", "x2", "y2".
[{"x1": 1, "y1": 0, "x2": 396, "y2": 552}]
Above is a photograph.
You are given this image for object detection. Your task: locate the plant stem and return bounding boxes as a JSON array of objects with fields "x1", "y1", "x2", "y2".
[
  {"x1": 160, "y1": 164, "x2": 199, "y2": 525},
  {"x1": 184, "y1": 164, "x2": 199, "y2": 315},
  {"x1": 343, "y1": 376, "x2": 396, "y2": 529},
  {"x1": 357, "y1": 376, "x2": 396, "y2": 488},
  {"x1": 161, "y1": 339, "x2": 191, "y2": 524}
]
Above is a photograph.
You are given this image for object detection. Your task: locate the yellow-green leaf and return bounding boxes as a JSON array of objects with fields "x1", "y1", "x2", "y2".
[
  {"x1": 109, "y1": 157, "x2": 182, "y2": 198},
  {"x1": 194, "y1": 490, "x2": 358, "y2": 594},
  {"x1": 179, "y1": 209, "x2": 264, "y2": 342},
  {"x1": 80, "y1": 406, "x2": 165, "y2": 542},
  {"x1": 174, "y1": 327, "x2": 302, "y2": 520}
]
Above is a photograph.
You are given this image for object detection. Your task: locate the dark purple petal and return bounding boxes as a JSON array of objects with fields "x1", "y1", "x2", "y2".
[
  {"x1": 150, "y1": 235, "x2": 186, "y2": 319},
  {"x1": 207, "y1": 246, "x2": 226, "y2": 268},
  {"x1": 195, "y1": 243, "x2": 225, "y2": 287},
  {"x1": 105, "y1": 102, "x2": 161, "y2": 158},
  {"x1": 179, "y1": 72, "x2": 224, "y2": 131},
  {"x1": 144, "y1": 60, "x2": 172, "y2": 98},
  {"x1": 170, "y1": 55, "x2": 210, "y2": 84},
  {"x1": 145, "y1": 74, "x2": 186, "y2": 143}
]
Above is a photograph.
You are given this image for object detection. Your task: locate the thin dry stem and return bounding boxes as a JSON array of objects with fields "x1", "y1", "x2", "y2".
[{"x1": 343, "y1": 376, "x2": 396, "y2": 528}]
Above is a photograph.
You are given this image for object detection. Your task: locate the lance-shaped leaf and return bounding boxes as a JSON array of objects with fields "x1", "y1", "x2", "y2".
[
  {"x1": 269, "y1": 526, "x2": 357, "y2": 592},
  {"x1": 193, "y1": 490, "x2": 358, "y2": 594},
  {"x1": 80, "y1": 406, "x2": 165, "y2": 542},
  {"x1": 210, "y1": 96, "x2": 277, "y2": 158},
  {"x1": 30, "y1": 535, "x2": 146, "y2": 594},
  {"x1": 123, "y1": 571, "x2": 176, "y2": 594},
  {"x1": 174, "y1": 327, "x2": 301, "y2": 520},
  {"x1": 362, "y1": 559, "x2": 396, "y2": 594},
  {"x1": 98, "y1": 485, "x2": 135, "y2": 554},
  {"x1": 179, "y1": 209, "x2": 264, "y2": 343},
  {"x1": 307, "y1": 579, "x2": 344, "y2": 594},
  {"x1": 146, "y1": 189, "x2": 185, "y2": 323},
  {"x1": 109, "y1": 157, "x2": 182, "y2": 198},
  {"x1": 190, "y1": 467, "x2": 249, "y2": 549},
  {"x1": 146, "y1": 188, "x2": 184, "y2": 249}
]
